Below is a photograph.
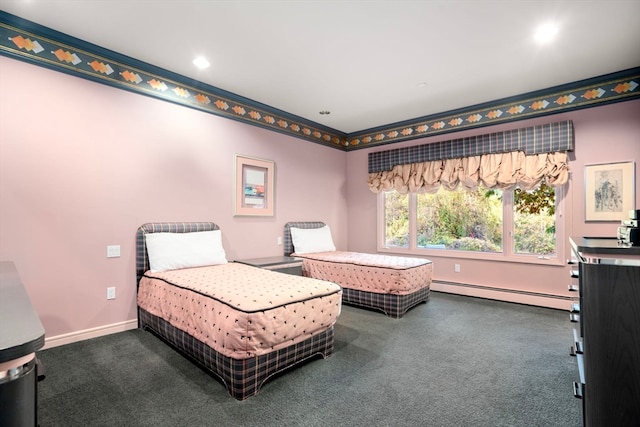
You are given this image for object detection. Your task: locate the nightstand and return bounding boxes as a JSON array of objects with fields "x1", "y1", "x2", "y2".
[{"x1": 236, "y1": 256, "x2": 303, "y2": 276}]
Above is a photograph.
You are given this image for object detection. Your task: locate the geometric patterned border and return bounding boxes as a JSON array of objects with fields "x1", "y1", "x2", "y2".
[
  {"x1": 0, "y1": 12, "x2": 348, "y2": 149},
  {"x1": 349, "y1": 68, "x2": 639, "y2": 150},
  {"x1": 1, "y1": 11, "x2": 638, "y2": 152}
]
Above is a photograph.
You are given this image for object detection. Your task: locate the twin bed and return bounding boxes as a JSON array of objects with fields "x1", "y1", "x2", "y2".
[
  {"x1": 283, "y1": 221, "x2": 433, "y2": 319},
  {"x1": 135, "y1": 221, "x2": 432, "y2": 400},
  {"x1": 136, "y1": 222, "x2": 342, "y2": 400}
]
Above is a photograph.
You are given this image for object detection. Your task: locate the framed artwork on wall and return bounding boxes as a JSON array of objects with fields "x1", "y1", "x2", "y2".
[
  {"x1": 584, "y1": 161, "x2": 635, "y2": 221},
  {"x1": 234, "y1": 154, "x2": 275, "y2": 216}
]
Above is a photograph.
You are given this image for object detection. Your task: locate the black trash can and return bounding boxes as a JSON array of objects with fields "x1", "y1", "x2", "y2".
[{"x1": 0, "y1": 357, "x2": 38, "y2": 427}]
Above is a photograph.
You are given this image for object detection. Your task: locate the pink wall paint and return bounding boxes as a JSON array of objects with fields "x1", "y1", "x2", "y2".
[
  {"x1": 0, "y1": 57, "x2": 347, "y2": 340},
  {"x1": 346, "y1": 99, "x2": 640, "y2": 308},
  {"x1": 2, "y1": 54, "x2": 639, "y2": 344}
]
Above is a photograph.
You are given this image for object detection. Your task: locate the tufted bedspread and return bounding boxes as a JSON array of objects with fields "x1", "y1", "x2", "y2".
[
  {"x1": 137, "y1": 262, "x2": 342, "y2": 359},
  {"x1": 293, "y1": 251, "x2": 432, "y2": 295}
]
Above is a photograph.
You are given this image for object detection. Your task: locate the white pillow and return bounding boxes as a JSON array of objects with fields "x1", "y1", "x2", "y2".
[
  {"x1": 145, "y1": 230, "x2": 227, "y2": 272},
  {"x1": 290, "y1": 225, "x2": 336, "y2": 254}
]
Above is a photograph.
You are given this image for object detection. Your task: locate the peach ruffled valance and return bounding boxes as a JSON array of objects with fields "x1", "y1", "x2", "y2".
[{"x1": 368, "y1": 151, "x2": 569, "y2": 194}]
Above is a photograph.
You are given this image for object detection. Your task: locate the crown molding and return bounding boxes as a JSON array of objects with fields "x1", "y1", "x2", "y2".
[
  {"x1": 1, "y1": 11, "x2": 638, "y2": 152},
  {"x1": 0, "y1": 11, "x2": 348, "y2": 150},
  {"x1": 347, "y1": 68, "x2": 639, "y2": 150}
]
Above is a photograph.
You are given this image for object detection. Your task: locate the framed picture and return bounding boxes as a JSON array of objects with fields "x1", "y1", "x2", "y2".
[
  {"x1": 234, "y1": 154, "x2": 275, "y2": 216},
  {"x1": 584, "y1": 161, "x2": 635, "y2": 221}
]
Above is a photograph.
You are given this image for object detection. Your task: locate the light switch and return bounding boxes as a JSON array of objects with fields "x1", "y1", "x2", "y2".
[{"x1": 107, "y1": 245, "x2": 121, "y2": 258}]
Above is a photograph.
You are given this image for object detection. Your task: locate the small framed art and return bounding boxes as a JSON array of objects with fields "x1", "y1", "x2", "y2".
[
  {"x1": 584, "y1": 161, "x2": 635, "y2": 221},
  {"x1": 234, "y1": 154, "x2": 275, "y2": 216}
]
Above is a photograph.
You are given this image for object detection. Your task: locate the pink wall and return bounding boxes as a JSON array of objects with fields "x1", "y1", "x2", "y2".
[
  {"x1": 2, "y1": 54, "x2": 639, "y2": 344},
  {"x1": 0, "y1": 57, "x2": 347, "y2": 341},
  {"x1": 346, "y1": 99, "x2": 640, "y2": 307}
]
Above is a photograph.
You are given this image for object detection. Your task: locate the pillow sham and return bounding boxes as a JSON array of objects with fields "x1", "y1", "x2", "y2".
[
  {"x1": 145, "y1": 230, "x2": 227, "y2": 272},
  {"x1": 290, "y1": 225, "x2": 336, "y2": 254}
]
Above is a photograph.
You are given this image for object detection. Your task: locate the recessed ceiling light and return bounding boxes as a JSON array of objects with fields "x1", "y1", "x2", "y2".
[
  {"x1": 417, "y1": 82, "x2": 428, "y2": 88},
  {"x1": 534, "y1": 23, "x2": 559, "y2": 44},
  {"x1": 193, "y1": 56, "x2": 210, "y2": 69}
]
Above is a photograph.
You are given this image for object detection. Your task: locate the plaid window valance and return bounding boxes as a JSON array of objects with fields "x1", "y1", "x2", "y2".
[{"x1": 368, "y1": 120, "x2": 574, "y2": 173}]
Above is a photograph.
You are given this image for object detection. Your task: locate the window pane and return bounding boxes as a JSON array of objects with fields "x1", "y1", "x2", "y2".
[
  {"x1": 416, "y1": 187, "x2": 503, "y2": 252},
  {"x1": 383, "y1": 191, "x2": 409, "y2": 248},
  {"x1": 513, "y1": 183, "x2": 556, "y2": 256}
]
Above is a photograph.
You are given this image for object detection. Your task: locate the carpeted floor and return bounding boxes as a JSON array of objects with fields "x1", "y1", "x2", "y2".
[{"x1": 36, "y1": 291, "x2": 582, "y2": 426}]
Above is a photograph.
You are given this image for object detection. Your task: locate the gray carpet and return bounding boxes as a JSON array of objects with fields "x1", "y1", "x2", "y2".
[{"x1": 37, "y1": 292, "x2": 582, "y2": 426}]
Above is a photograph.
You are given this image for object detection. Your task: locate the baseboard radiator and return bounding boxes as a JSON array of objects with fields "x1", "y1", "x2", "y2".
[{"x1": 431, "y1": 280, "x2": 573, "y2": 310}]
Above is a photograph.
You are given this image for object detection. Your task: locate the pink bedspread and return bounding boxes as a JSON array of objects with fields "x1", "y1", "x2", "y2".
[
  {"x1": 137, "y1": 263, "x2": 342, "y2": 359},
  {"x1": 293, "y1": 251, "x2": 432, "y2": 295}
]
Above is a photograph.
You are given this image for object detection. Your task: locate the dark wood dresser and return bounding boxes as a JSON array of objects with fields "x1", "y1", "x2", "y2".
[{"x1": 569, "y1": 238, "x2": 640, "y2": 426}]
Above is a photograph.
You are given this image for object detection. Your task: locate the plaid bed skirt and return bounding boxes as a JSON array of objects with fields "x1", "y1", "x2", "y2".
[
  {"x1": 138, "y1": 308, "x2": 335, "y2": 400},
  {"x1": 341, "y1": 286, "x2": 430, "y2": 318}
]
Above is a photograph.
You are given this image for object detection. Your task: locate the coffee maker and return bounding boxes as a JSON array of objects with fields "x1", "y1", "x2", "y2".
[{"x1": 617, "y1": 209, "x2": 640, "y2": 246}]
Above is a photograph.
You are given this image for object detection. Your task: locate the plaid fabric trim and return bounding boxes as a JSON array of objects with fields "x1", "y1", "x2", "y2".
[
  {"x1": 368, "y1": 120, "x2": 574, "y2": 173},
  {"x1": 342, "y1": 287, "x2": 430, "y2": 319},
  {"x1": 135, "y1": 222, "x2": 220, "y2": 285},
  {"x1": 283, "y1": 221, "x2": 326, "y2": 256},
  {"x1": 284, "y1": 221, "x2": 430, "y2": 317},
  {"x1": 138, "y1": 308, "x2": 335, "y2": 400}
]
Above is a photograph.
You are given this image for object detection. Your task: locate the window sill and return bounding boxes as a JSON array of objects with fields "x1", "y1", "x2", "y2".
[{"x1": 377, "y1": 247, "x2": 565, "y2": 267}]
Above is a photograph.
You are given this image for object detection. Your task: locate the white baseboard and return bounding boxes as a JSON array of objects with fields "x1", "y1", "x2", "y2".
[
  {"x1": 41, "y1": 283, "x2": 569, "y2": 350},
  {"x1": 43, "y1": 319, "x2": 138, "y2": 350},
  {"x1": 431, "y1": 280, "x2": 573, "y2": 311}
]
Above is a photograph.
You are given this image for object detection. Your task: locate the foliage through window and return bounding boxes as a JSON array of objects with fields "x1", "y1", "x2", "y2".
[
  {"x1": 416, "y1": 187, "x2": 503, "y2": 252},
  {"x1": 513, "y1": 184, "x2": 556, "y2": 255},
  {"x1": 382, "y1": 183, "x2": 558, "y2": 258},
  {"x1": 384, "y1": 191, "x2": 409, "y2": 248}
]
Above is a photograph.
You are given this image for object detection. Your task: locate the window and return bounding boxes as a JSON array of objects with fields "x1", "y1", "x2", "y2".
[
  {"x1": 384, "y1": 191, "x2": 409, "y2": 248},
  {"x1": 513, "y1": 184, "x2": 557, "y2": 256},
  {"x1": 380, "y1": 182, "x2": 563, "y2": 263},
  {"x1": 416, "y1": 187, "x2": 504, "y2": 252}
]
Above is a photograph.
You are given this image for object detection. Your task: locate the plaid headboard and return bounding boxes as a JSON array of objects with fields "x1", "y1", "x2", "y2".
[
  {"x1": 135, "y1": 222, "x2": 220, "y2": 285},
  {"x1": 283, "y1": 221, "x2": 326, "y2": 256}
]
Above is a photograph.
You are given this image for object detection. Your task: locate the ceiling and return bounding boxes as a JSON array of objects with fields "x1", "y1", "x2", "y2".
[{"x1": 1, "y1": 0, "x2": 639, "y2": 134}]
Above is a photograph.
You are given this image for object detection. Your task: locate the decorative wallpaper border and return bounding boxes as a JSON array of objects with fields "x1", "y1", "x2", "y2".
[
  {"x1": 348, "y1": 69, "x2": 639, "y2": 149},
  {"x1": 0, "y1": 12, "x2": 347, "y2": 149},
  {"x1": 1, "y1": 11, "x2": 638, "y2": 152}
]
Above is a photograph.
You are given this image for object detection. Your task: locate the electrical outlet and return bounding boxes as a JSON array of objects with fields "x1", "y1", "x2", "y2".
[
  {"x1": 277, "y1": 236, "x2": 282, "y2": 245},
  {"x1": 107, "y1": 287, "x2": 116, "y2": 300},
  {"x1": 454, "y1": 264, "x2": 461, "y2": 273}
]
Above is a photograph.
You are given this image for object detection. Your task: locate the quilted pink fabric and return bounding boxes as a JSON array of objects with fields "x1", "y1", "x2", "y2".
[
  {"x1": 137, "y1": 263, "x2": 342, "y2": 359},
  {"x1": 293, "y1": 251, "x2": 432, "y2": 295}
]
